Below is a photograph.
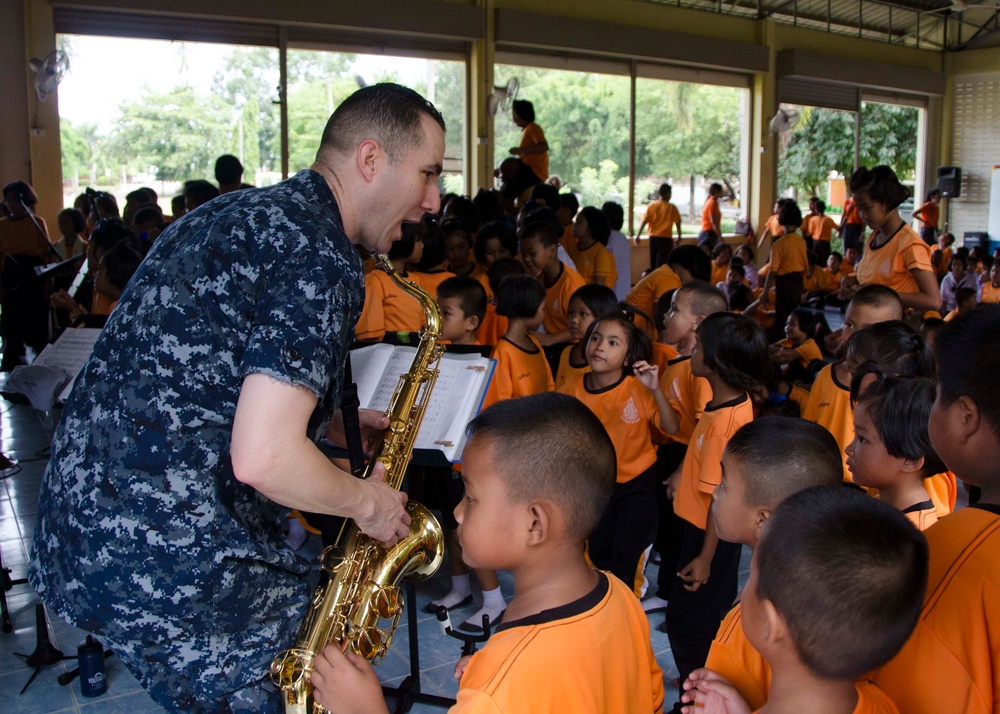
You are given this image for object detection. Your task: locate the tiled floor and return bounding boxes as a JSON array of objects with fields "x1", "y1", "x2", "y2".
[{"x1": 1, "y1": 376, "x2": 746, "y2": 713}]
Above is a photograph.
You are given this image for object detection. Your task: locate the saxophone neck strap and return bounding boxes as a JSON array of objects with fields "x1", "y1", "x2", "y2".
[{"x1": 341, "y1": 355, "x2": 366, "y2": 477}]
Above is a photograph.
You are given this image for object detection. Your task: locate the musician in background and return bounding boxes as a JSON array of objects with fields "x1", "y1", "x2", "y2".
[{"x1": 29, "y1": 84, "x2": 446, "y2": 714}]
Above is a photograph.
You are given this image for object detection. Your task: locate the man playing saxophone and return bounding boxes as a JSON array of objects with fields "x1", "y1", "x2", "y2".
[{"x1": 29, "y1": 84, "x2": 446, "y2": 714}]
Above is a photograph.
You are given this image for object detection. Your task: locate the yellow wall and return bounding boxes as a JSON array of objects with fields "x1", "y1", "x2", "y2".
[{"x1": 7, "y1": 0, "x2": 990, "y2": 231}]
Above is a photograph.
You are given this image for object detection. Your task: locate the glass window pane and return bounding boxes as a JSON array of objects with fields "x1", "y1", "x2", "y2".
[{"x1": 57, "y1": 35, "x2": 279, "y2": 215}]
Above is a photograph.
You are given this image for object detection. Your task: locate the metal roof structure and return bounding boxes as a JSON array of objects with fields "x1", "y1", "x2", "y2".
[{"x1": 641, "y1": 0, "x2": 1000, "y2": 50}]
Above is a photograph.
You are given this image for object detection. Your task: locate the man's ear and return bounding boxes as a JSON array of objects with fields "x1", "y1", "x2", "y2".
[
  {"x1": 955, "y1": 394, "x2": 982, "y2": 445},
  {"x1": 356, "y1": 139, "x2": 381, "y2": 182}
]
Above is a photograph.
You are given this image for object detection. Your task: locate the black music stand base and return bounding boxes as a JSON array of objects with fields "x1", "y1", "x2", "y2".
[{"x1": 381, "y1": 582, "x2": 456, "y2": 713}]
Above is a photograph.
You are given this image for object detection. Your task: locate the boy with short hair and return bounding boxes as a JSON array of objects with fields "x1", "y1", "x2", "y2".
[
  {"x1": 310, "y1": 393, "x2": 665, "y2": 713},
  {"x1": 518, "y1": 221, "x2": 585, "y2": 346},
  {"x1": 873, "y1": 306, "x2": 1000, "y2": 714},
  {"x1": 697, "y1": 417, "x2": 844, "y2": 710},
  {"x1": 805, "y1": 285, "x2": 903, "y2": 482},
  {"x1": 437, "y1": 276, "x2": 487, "y2": 346},
  {"x1": 638, "y1": 183, "x2": 683, "y2": 270},
  {"x1": 683, "y1": 486, "x2": 927, "y2": 714}
]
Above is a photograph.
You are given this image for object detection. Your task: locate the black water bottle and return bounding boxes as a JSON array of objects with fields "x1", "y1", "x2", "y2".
[{"x1": 77, "y1": 635, "x2": 107, "y2": 697}]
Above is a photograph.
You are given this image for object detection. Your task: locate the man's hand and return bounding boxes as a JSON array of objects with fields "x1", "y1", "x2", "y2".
[
  {"x1": 678, "y1": 554, "x2": 711, "y2": 592},
  {"x1": 311, "y1": 644, "x2": 389, "y2": 714},
  {"x1": 680, "y1": 669, "x2": 751, "y2": 714},
  {"x1": 356, "y1": 461, "x2": 411, "y2": 548},
  {"x1": 326, "y1": 408, "x2": 390, "y2": 456}
]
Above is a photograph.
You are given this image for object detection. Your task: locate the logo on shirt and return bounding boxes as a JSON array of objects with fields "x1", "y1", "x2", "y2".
[
  {"x1": 819, "y1": 401, "x2": 831, "y2": 408},
  {"x1": 622, "y1": 397, "x2": 640, "y2": 424},
  {"x1": 697, "y1": 434, "x2": 705, "y2": 450},
  {"x1": 669, "y1": 379, "x2": 681, "y2": 401}
]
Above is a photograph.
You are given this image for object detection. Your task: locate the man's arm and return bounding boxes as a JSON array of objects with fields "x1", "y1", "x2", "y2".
[{"x1": 231, "y1": 373, "x2": 410, "y2": 546}]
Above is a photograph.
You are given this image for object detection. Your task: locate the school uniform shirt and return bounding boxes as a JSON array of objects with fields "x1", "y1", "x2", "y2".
[
  {"x1": 412, "y1": 268, "x2": 455, "y2": 299},
  {"x1": 542, "y1": 263, "x2": 586, "y2": 337},
  {"x1": 981, "y1": 282, "x2": 1000, "y2": 304},
  {"x1": 486, "y1": 335, "x2": 554, "y2": 404},
  {"x1": 808, "y1": 215, "x2": 838, "y2": 243},
  {"x1": 559, "y1": 374, "x2": 666, "y2": 483},
  {"x1": 711, "y1": 261, "x2": 728, "y2": 286},
  {"x1": 476, "y1": 303, "x2": 506, "y2": 347},
  {"x1": 651, "y1": 341, "x2": 678, "y2": 376},
  {"x1": 776, "y1": 337, "x2": 822, "y2": 371},
  {"x1": 803, "y1": 265, "x2": 832, "y2": 293},
  {"x1": 874, "y1": 504, "x2": 1000, "y2": 714},
  {"x1": 660, "y1": 355, "x2": 713, "y2": 446},
  {"x1": 803, "y1": 362, "x2": 854, "y2": 482},
  {"x1": 770, "y1": 232, "x2": 808, "y2": 276},
  {"x1": 453, "y1": 571, "x2": 664, "y2": 713},
  {"x1": 763, "y1": 214, "x2": 785, "y2": 240},
  {"x1": 752, "y1": 682, "x2": 898, "y2": 714},
  {"x1": 518, "y1": 122, "x2": 549, "y2": 181},
  {"x1": 674, "y1": 393, "x2": 754, "y2": 530},
  {"x1": 914, "y1": 201, "x2": 940, "y2": 230},
  {"x1": 569, "y1": 240, "x2": 617, "y2": 288},
  {"x1": 354, "y1": 268, "x2": 425, "y2": 341},
  {"x1": 707, "y1": 603, "x2": 770, "y2": 711},
  {"x1": 903, "y1": 499, "x2": 939, "y2": 532},
  {"x1": 925, "y1": 471, "x2": 957, "y2": 519},
  {"x1": 554, "y1": 344, "x2": 588, "y2": 391},
  {"x1": 854, "y1": 224, "x2": 933, "y2": 296},
  {"x1": 626, "y1": 264, "x2": 682, "y2": 334},
  {"x1": 644, "y1": 200, "x2": 681, "y2": 239},
  {"x1": 702, "y1": 196, "x2": 721, "y2": 233}
]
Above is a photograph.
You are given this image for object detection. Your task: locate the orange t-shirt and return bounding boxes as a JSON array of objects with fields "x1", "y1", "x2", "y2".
[
  {"x1": 914, "y1": 201, "x2": 940, "y2": 229},
  {"x1": 707, "y1": 604, "x2": 771, "y2": 711},
  {"x1": 803, "y1": 265, "x2": 832, "y2": 293},
  {"x1": 643, "y1": 200, "x2": 681, "y2": 238},
  {"x1": 555, "y1": 344, "x2": 589, "y2": 391},
  {"x1": 711, "y1": 261, "x2": 729, "y2": 286},
  {"x1": 925, "y1": 471, "x2": 957, "y2": 519},
  {"x1": 935, "y1": 246, "x2": 954, "y2": 280},
  {"x1": 673, "y1": 393, "x2": 754, "y2": 530},
  {"x1": 854, "y1": 225, "x2": 933, "y2": 296},
  {"x1": 354, "y1": 269, "x2": 426, "y2": 341},
  {"x1": 651, "y1": 341, "x2": 678, "y2": 376},
  {"x1": 519, "y1": 122, "x2": 549, "y2": 180},
  {"x1": 981, "y1": 283, "x2": 1000, "y2": 304},
  {"x1": 485, "y1": 335, "x2": 554, "y2": 405},
  {"x1": 626, "y1": 265, "x2": 682, "y2": 335},
  {"x1": 777, "y1": 337, "x2": 822, "y2": 371},
  {"x1": 702, "y1": 196, "x2": 721, "y2": 232},
  {"x1": 874, "y1": 505, "x2": 1000, "y2": 714},
  {"x1": 558, "y1": 374, "x2": 666, "y2": 483},
  {"x1": 454, "y1": 571, "x2": 664, "y2": 713},
  {"x1": 570, "y1": 241, "x2": 617, "y2": 288},
  {"x1": 844, "y1": 197, "x2": 864, "y2": 225},
  {"x1": 660, "y1": 355, "x2": 713, "y2": 446},
  {"x1": 802, "y1": 362, "x2": 854, "y2": 483},
  {"x1": 764, "y1": 214, "x2": 785, "y2": 239},
  {"x1": 770, "y1": 232, "x2": 808, "y2": 275},
  {"x1": 412, "y1": 269, "x2": 455, "y2": 299},
  {"x1": 903, "y1": 501, "x2": 939, "y2": 531},
  {"x1": 808, "y1": 215, "x2": 838, "y2": 242},
  {"x1": 542, "y1": 263, "x2": 587, "y2": 336},
  {"x1": 476, "y1": 302, "x2": 506, "y2": 346}
]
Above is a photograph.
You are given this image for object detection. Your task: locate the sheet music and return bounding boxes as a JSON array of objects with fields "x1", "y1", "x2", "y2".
[{"x1": 31, "y1": 328, "x2": 103, "y2": 403}]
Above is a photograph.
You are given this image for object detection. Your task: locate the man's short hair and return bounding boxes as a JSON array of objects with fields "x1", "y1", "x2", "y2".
[
  {"x1": 850, "y1": 284, "x2": 903, "y2": 320},
  {"x1": 518, "y1": 220, "x2": 558, "y2": 248},
  {"x1": 936, "y1": 305, "x2": 1000, "y2": 436},
  {"x1": 215, "y1": 154, "x2": 244, "y2": 184},
  {"x1": 756, "y1": 486, "x2": 928, "y2": 680},
  {"x1": 726, "y1": 417, "x2": 842, "y2": 508},
  {"x1": 659, "y1": 183, "x2": 672, "y2": 199},
  {"x1": 466, "y1": 392, "x2": 616, "y2": 541},
  {"x1": 183, "y1": 180, "x2": 220, "y2": 208},
  {"x1": 675, "y1": 280, "x2": 728, "y2": 317},
  {"x1": 437, "y1": 275, "x2": 487, "y2": 325},
  {"x1": 317, "y1": 83, "x2": 445, "y2": 165}
]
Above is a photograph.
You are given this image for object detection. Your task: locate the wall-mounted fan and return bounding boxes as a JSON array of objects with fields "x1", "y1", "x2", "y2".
[
  {"x1": 487, "y1": 77, "x2": 520, "y2": 116},
  {"x1": 30, "y1": 50, "x2": 70, "y2": 102},
  {"x1": 768, "y1": 107, "x2": 801, "y2": 134}
]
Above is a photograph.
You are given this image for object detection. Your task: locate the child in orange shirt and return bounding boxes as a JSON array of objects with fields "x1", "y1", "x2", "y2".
[
  {"x1": 769, "y1": 308, "x2": 825, "y2": 385},
  {"x1": 981, "y1": 261, "x2": 1000, "y2": 304},
  {"x1": 846, "y1": 372, "x2": 945, "y2": 531},
  {"x1": 683, "y1": 486, "x2": 925, "y2": 714},
  {"x1": 711, "y1": 243, "x2": 734, "y2": 286},
  {"x1": 442, "y1": 218, "x2": 482, "y2": 279},
  {"x1": 476, "y1": 257, "x2": 522, "y2": 347},
  {"x1": 312, "y1": 393, "x2": 664, "y2": 714},
  {"x1": 692, "y1": 417, "x2": 843, "y2": 710},
  {"x1": 874, "y1": 306, "x2": 1000, "y2": 714},
  {"x1": 519, "y1": 221, "x2": 585, "y2": 346},
  {"x1": 569, "y1": 206, "x2": 617, "y2": 288},
  {"x1": 554, "y1": 284, "x2": 617, "y2": 390},
  {"x1": 438, "y1": 276, "x2": 487, "y2": 346},
  {"x1": 558, "y1": 307, "x2": 680, "y2": 595},
  {"x1": 486, "y1": 274, "x2": 553, "y2": 403},
  {"x1": 912, "y1": 187, "x2": 942, "y2": 246},
  {"x1": 663, "y1": 312, "x2": 772, "y2": 694}
]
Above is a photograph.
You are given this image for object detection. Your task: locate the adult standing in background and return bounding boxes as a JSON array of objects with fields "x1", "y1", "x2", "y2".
[
  {"x1": 510, "y1": 99, "x2": 549, "y2": 181},
  {"x1": 30, "y1": 84, "x2": 445, "y2": 714},
  {"x1": 636, "y1": 183, "x2": 683, "y2": 271}
]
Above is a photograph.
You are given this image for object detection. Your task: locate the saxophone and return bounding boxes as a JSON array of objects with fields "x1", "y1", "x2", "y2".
[{"x1": 270, "y1": 253, "x2": 446, "y2": 714}]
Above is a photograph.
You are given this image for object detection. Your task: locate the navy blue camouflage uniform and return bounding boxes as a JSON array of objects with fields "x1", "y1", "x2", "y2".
[{"x1": 29, "y1": 170, "x2": 364, "y2": 713}]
